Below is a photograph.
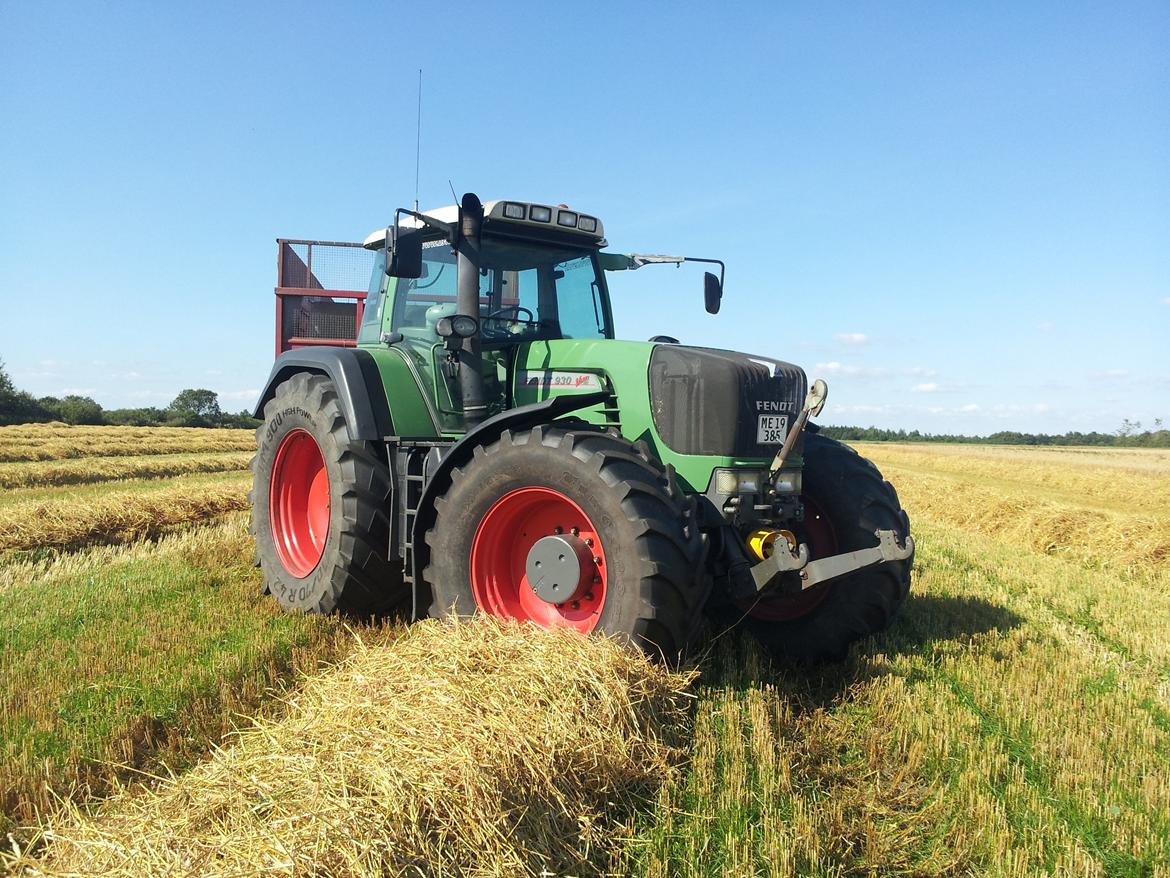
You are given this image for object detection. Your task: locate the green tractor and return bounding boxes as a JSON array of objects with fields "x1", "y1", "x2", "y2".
[{"x1": 252, "y1": 194, "x2": 913, "y2": 660}]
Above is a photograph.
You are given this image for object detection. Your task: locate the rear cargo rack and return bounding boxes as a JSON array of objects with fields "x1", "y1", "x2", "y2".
[{"x1": 275, "y1": 239, "x2": 376, "y2": 356}]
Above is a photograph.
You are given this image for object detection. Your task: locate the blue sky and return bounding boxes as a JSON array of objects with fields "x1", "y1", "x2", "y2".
[{"x1": 1, "y1": 1, "x2": 1166, "y2": 434}]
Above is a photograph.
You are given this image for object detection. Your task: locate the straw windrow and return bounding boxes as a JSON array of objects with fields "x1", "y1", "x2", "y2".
[{"x1": 11, "y1": 618, "x2": 696, "y2": 878}]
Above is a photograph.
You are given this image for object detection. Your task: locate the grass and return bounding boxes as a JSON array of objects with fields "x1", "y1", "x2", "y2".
[
  {"x1": 0, "y1": 514, "x2": 348, "y2": 837},
  {"x1": 1, "y1": 432, "x2": 1167, "y2": 876}
]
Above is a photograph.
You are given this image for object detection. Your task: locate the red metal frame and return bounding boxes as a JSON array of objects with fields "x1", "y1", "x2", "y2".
[{"x1": 275, "y1": 240, "x2": 371, "y2": 357}]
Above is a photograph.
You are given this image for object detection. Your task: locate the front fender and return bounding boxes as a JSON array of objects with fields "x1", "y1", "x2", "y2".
[{"x1": 408, "y1": 390, "x2": 609, "y2": 608}]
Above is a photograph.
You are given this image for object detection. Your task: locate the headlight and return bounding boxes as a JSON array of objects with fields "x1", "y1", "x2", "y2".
[
  {"x1": 529, "y1": 205, "x2": 552, "y2": 222},
  {"x1": 557, "y1": 210, "x2": 579, "y2": 228},
  {"x1": 713, "y1": 469, "x2": 765, "y2": 494},
  {"x1": 773, "y1": 470, "x2": 802, "y2": 494},
  {"x1": 435, "y1": 314, "x2": 479, "y2": 338},
  {"x1": 503, "y1": 202, "x2": 525, "y2": 219}
]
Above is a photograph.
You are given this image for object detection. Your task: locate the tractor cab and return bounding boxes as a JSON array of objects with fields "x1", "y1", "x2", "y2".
[{"x1": 361, "y1": 201, "x2": 615, "y2": 431}]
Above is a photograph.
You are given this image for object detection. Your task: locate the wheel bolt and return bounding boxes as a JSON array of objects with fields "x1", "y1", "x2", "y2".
[
  {"x1": 584, "y1": 592, "x2": 594, "y2": 602},
  {"x1": 593, "y1": 556, "x2": 602, "y2": 565},
  {"x1": 584, "y1": 537, "x2": 594, "y2": 547},
  {"x1": 593, "y1": 574, "x2": 601, "y2": 584},
  {"x1": 571, "y1": 526, "x2": 580, "y2": 536},
  {"x1": 571, "y1": 600, "x2": 581, "y2": 609},
  {"x1": 553, "y1": 526, "x2": 563, "y2": 534}
]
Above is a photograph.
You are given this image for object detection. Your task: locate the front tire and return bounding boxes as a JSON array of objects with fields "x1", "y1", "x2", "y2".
[
  {"x1": 728, "y1": 432, "x2": 913, "y2": 660},
  {"x1": 423, "y1": 425, "x2": 708, "y2": 659},
  {"x1": 250, "y1": 372, "x2": 407, "y2": 616}
]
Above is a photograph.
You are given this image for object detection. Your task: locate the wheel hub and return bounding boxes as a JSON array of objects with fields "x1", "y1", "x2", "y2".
[
  {"x1": 525, "y1": 533, "x2": 594, "y2": 604},
  {"x1": 469, "y1": 486, "x2": 608, "y2": 633}
]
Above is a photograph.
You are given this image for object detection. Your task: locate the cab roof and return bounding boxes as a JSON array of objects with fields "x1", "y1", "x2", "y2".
[{"x1": 363, "y1": 200, "x2": 604, "y2": 249}]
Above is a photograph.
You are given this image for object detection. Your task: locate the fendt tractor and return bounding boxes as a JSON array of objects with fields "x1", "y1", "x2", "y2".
[{"x1": 251, "y1": 194, "x2": 914, "y2": 660}]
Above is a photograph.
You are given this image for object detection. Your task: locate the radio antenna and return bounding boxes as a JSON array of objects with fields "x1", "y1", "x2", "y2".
[{"x1": 413, "y1": 69, "x2": 423, "y2": 213}]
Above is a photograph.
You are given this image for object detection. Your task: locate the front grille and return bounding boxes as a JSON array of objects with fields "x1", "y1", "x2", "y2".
[{"x1": 649, "y1": 346, "x2": 806, "y2": 457}]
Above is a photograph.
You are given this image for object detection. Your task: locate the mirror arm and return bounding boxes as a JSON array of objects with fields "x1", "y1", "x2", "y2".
[{"x1": 683, "y1": 256, "x2": 725, "y2": 289}]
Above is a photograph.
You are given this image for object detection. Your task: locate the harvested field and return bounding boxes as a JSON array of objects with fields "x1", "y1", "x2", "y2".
[{"x1": 1, "y1": 429, "x2": 1167, "y2": 876}]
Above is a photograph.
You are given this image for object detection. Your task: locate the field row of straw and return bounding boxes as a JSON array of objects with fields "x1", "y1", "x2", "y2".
[
  {"x1": 0, "y1": 425, "x2": 255, "y2": 462},
  {"x1": 0, "y1": 472, "x2": 250, "y2": 553},
  {"x1": 0, "y1": 451, "x2": 252, "y2": 489}
]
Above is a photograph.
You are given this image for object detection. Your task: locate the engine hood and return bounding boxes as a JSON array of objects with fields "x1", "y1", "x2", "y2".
[{"x1": 649, "y1": 345, "x2": 808, "y2": 457}]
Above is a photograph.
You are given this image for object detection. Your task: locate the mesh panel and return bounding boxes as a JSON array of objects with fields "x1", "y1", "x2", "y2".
[
  {"x1": 278, "y1": 241, "x2": 375, "y2": 292},
  {"x1": 287, "y1": 298, "x2": 360, "y2": 340}
]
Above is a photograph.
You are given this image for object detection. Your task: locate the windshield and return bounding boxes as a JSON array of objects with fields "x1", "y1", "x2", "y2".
[{"x1": 390, "y1": 236, "x2": 612, "y2": 342}]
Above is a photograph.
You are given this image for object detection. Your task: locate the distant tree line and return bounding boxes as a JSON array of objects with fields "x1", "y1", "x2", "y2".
[
  {"x1": 819, "y1": 420, "x2": 1170, "y2": 448},
  {"x1": 0, "y1": 359, "x2": 259, "y2": 428}
]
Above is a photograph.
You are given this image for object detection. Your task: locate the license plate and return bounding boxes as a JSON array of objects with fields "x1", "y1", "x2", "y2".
[{"x1": 757, "y1": 414, "x2": 788, "y2": 444}]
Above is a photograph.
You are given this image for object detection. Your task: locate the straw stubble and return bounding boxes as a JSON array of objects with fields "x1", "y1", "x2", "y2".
[{"x1": 14, "y1": 618, "x2": 696, "y2": 878}]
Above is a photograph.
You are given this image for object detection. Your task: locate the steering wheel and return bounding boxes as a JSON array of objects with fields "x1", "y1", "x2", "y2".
[{"x1": 485, "y1": 305, "x2": 534, "y2": 323}]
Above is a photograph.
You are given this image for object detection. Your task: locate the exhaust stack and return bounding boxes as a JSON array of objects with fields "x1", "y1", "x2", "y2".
[{"x1": 455, "y1": 193, "x2": 488, "y2": 427}]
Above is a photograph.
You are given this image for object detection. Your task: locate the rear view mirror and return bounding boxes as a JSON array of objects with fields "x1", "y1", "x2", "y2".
[
  {"x1": 704, "y1": 271, "x2": 722, "y2": 314},
  {"x1": 387, "y1": 228, "x2": 423, "y2": 278}
]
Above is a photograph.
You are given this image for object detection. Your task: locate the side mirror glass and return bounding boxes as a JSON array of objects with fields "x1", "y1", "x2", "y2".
[
  {"x1": 387, "y1": 228, "x2": 423, "y2": 278},
  {"x1": 704, "y1": 271, "x2": 722, "y2": 314}
]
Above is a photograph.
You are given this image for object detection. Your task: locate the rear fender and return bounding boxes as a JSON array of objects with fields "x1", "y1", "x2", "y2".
[{"x1": 253, "y1": 348, "x2": 393, "y2": 441}]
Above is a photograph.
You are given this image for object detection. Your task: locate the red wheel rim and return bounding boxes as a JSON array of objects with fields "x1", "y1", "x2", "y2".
[
  {"x1": 740, "y1": 493, "x2": 837, "y2": 622},
  {"x1": 269, "y1": 429, "x2": 330, "y2": 578},
  {"x1": 470, "y1": 487, "x2": 607, "y2": 633}
]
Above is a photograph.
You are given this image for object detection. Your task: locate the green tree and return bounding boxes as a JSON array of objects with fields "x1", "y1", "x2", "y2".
[
  {"x1": 49, "y1": 395, "x2": 105, "y2": 425},
  {"x1": 0, "y1": 359, "x2": 50, "y2": 425},
  {"x1": 166, "y1": 388, "x2": 222, "y2": 427}
]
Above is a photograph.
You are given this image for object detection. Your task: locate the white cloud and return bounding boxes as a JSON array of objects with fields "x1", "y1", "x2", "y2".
[
  {"x1": 832, "y1": 403, "x2": 892, "y2": 415},
  {"x1": 912, "y1": 382, "x2": 940, "y2": 393},
  {"x1": 814, "y1": 361, "x2": 887, "y2": 378},
  {"x1": 1095, "y1": 368, "x2": 1129, "y2": 379},
  {"x1": 60, "y1": 387, "x2": 97, "y2": 396},
  {"x1": 834, "y1": 332, "x2": 869, "y2": 346},
  {"x1": 221, "y1": 389, "x2": 261, "y2": 401},
  {"x1": 901, "y1": 366, "x2": 937, "y2": 378},
  {"x1": 959, "y1": 403, "x2": 980, "y2": 413},
  {"x1": 1038, "y1": 321, "x2": 1055, "y2": 332},
  {"x1": 127, "y1": 390, "x2": 172, "y2": 400},
  {"x1": 1163, "y1": 297, "x2": 1170, "y2": 306}
]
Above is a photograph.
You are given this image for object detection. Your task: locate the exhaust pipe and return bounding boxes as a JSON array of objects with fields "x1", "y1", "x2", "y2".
[{"x1": 456, "y1": 193, "x2": 488, "y2": 427}]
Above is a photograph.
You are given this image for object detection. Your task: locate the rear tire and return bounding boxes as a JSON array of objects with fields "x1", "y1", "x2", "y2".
[
  {"x1": 725, "y1": 433, "x2": 913, "y2": 661},
  {"x1": 250, "y1": 372, "x2": 407, "y2": 617},
  {"x1": 423, "y1": 425, "x2": 709, "y2": 659}
]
